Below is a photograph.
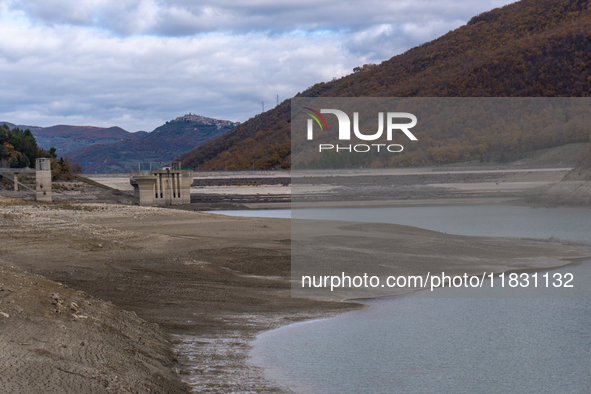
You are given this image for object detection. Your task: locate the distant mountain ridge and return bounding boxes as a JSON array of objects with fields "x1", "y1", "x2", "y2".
[
  {"x1": 0, "y1": 122, "x2": 144, "y2": 155},
  {"x1": 67, "y1": 115, "x2": 238, "y2": 173},
  {"x1": 177, "y1": 0, "x2": 591, "y2": 170},
  {"x1": 1, "y1": 114, "x2": 238, "y2": 173}
]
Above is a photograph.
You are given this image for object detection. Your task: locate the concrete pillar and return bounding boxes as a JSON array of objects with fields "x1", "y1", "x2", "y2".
[
  {"x1": 35, "y1": 158, "x2": 52, "y2": 202},
  {"x1": 134, "y1": 177, "x2": 157, "y2": 206},
  {"x1": 172, "y1": 173, "x2": 176, "y2": 199},
  {"x1": 14, "y1": 174, "x2": 18, "y2": 192},
  {"x1": 158, "y1": 174, "x2": 163, "y2": 200},
  {"x1": 164, "y1": 177, "x2": 172, "y2": 205},
  {"x1": 179, "y1": 171, "x2": 194, "y2": 204},
  {"x1": 177, "y1": 173, "x2": 181, "y2": 199}
]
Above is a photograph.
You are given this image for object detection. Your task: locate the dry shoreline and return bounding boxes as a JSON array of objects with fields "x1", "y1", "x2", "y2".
[
  {"x1": 1, "y1": 165, "x2": 590, "y2": 393},
  {"x1": 0, "y1": 264, "x2": 188, "y2": 393},
  {"x1": 1, "y1": 198, "x2": 590, "y2": 392},
  {"x1": 0, "y1": 199, "x2": 360, "y2": 393}
]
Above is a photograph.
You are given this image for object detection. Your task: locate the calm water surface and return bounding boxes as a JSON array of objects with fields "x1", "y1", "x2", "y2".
[
  {"x1": 212, "y1": 206, "x2": 591, "y2": 393},
  {"x1": 211, "y1": 205, "x2": 591, "y2": 243}
]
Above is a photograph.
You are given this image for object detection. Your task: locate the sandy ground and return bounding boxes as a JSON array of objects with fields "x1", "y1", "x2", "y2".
[
  {"x1": 0, "y1": 265, "x2": 187, "y2": 394},
  {"x1": 1, "y1": 165, "x2": 590, "y2": 393},
  {"x1": 0, "y1": 199, "x2": 355, "y2": 393},
  {"x1": 1, "y1": 194, "x2": 590, "y2": 393},
  {"x1": 292, "y1": 219, "x2": 591, "y2": 300}
]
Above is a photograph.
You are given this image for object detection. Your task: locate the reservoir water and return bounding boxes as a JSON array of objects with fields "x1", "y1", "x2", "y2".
[
  {"x1": 211, "y1": 206, "x2": 591, "y2": 393},
  {"x1": 212, "y1": 205, "x2": 591, "y2": 243}
]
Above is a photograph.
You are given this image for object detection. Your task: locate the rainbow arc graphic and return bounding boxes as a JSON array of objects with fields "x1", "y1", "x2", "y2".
[{"x1": 304, "y1": 107, "x2": 329, "y2": 132}]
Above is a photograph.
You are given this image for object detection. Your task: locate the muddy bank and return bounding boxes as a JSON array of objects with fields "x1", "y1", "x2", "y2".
[
  {"x1": 0, "y1": 199, "x2": 356, "y2": 392},
  {"x1": 0, "y1": 265, "x2": 188, "y2": 393},
  {"x1": 80, "y1": 166, "x2": 574, "y2": 208},
  {"x1": 0, "y1": 163, "x2": 589, "y2": 393},
  {"x1": 529, "y1": 167, "x2": 591, "y2": 207},
  {"x1": 1, "y1": 198, "x2": 590, "y2": 392}
]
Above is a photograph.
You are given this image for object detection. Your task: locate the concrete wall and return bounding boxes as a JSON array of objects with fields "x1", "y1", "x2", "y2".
[
  {"x1": 36, "y1": 170, "x2": 52, "y2": 202},
  {"x1": 130, "y1": 170, "x2": 193, "y2": 206},
  {"x1": 35, "y1": 158, "x2": 52, "y2": 202}
]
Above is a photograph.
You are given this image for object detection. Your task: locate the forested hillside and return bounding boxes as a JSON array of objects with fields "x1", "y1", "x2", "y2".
[
  {"x1": 0, "y1": 122, "x2": 143, "y2": 156},
  {"x1": 0, "y1": 123, "x2": 83, "y2": 181},
  {"x1": 0, "y1": 124, "x2": 39, "y2": 168},
  {"x1": 68, "y1": 115, "x2": 237, "y2": 172},
  {"x1": 178, "y1": 0, "x2": 591, "y2": 170}
]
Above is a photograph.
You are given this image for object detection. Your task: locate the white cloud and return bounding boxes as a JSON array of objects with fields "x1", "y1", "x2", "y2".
[
  {"x1": 5, "y1": 0, "x2": 515, "y2": 35},
  {"x1": 0, "y1": 0, "x2": 516, "y2": 131},
  {"x1": 0, "y1": 23, "x2": 357, "y2": 131}
]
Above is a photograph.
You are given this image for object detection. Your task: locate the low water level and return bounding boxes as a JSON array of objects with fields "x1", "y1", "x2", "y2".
[
  {"x1": 251, "y1": 263, "x2": 591, "y2": 393},
  {"x1": 223, "y1": 205, "x2": 591, "y2": 393},
  {"x1": 211, "y1": 205, "x2": 591, "y2": 243}
]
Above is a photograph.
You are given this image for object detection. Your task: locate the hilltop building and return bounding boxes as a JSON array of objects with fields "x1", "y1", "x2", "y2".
[{"x1": 174, "y1": 114, "x2": 240, "y2": 129}]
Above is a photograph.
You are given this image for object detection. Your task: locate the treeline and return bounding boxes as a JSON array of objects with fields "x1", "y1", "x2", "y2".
[
  {"x1": 1, "y1": 123, "x2": 81, "y2": 180},
  {"x1": 1, "y1": 124, "x2": 38, "y2": 168},
  {"x1": 177, "y1": 0, "x2": 591, "y2": 170}
]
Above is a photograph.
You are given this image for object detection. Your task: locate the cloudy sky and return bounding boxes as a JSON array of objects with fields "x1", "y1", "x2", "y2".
[{"x1": 0, "y1": 0, "x2": 514, "y2": 132}]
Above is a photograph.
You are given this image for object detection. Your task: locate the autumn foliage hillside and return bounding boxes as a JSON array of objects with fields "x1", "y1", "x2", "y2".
[{"x1": 178, "y1": 0, "x2": 591, "y2": 170}]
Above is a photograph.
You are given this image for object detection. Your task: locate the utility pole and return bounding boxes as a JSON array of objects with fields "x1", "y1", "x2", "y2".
[
  {"x1": 261, "y1": 101, "x2": 264, "y2": 112},
  {"x1": 276, "y1": 94, "x2": 279, "y2": 106}
]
